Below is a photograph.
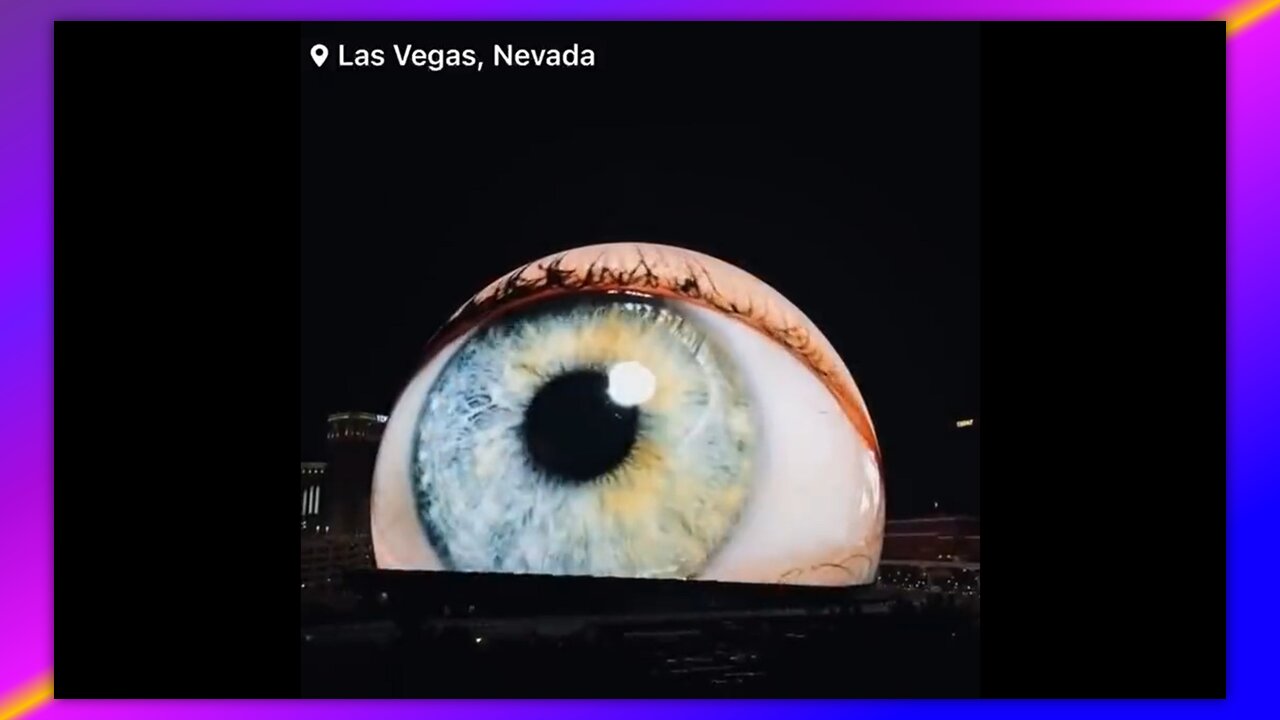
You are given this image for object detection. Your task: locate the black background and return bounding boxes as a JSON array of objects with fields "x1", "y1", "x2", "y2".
[
  {"x1": 55, "y1": 22, "x2": 1223, "y2": 699},
  {"x1": 300, "y1": 23, "x2": 980, "y2": 518}
]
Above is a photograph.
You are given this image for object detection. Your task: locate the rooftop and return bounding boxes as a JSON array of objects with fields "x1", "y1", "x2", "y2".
[{"x1": 326, "y1": 411, "x2": 389, "y2": 424}]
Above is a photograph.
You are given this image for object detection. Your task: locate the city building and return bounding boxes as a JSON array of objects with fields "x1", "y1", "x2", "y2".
[
  {"x1": 870, "y1": 415, "x2": 980, "y2": 596},
  {"x1": 302, "y1": 533, "x2": 375, "y2": 599},
  {"x1": 322, "y1": 411, "x2": 387, "y2": 535},
  {"x1": 882, "y1": 515, "x2": 981, "y2": 564},
  {"x1": 301, "y1": 411, "x2": 387, "y2": 606},
  {"x1": 301, "y1": 461, "x2": 327, "y2": 532},
  {"x1": 878, "y1": 515, "x2": 980, "y2": 597}
]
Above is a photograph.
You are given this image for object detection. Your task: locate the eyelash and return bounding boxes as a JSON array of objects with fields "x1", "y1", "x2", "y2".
[
  {"x1": 437, "y1": 250, "x2": 807, "y2": 357},
  {"x1": 423, "y1": 246, "x2": 878, "y2": 456}
]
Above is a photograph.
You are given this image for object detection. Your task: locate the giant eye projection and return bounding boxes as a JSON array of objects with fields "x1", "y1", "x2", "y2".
[{"x1": 371, "y1": 243, "x2": 884, "y2": 586}]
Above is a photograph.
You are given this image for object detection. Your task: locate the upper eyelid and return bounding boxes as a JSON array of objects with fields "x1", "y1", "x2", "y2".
[{"x1": 424, "y1": 243, "x2": 879, "y2": 456}]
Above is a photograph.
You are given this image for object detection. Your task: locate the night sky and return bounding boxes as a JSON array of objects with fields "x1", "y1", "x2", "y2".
[{"x1": 301, "y1": 24, "x2": 979, "y2": 518}]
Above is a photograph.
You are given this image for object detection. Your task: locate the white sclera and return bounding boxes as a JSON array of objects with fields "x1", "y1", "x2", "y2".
[{"x1": 684, "y1": 305, "x2": 881, "y2": 585}]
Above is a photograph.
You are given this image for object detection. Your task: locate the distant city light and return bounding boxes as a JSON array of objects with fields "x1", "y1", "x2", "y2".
[{"x1": 955, "y1": 418, "x2": 975, "y2": 428}]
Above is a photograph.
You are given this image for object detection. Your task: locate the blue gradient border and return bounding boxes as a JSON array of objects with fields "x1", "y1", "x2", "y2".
[{"x1": 1, "y1": 1, "x2": 1272, "y2": 717}]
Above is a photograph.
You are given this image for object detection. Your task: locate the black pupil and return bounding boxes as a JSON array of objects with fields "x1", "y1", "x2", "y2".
[{"x1": 522, "y1": 369, "x2": 640, "y2": 482}]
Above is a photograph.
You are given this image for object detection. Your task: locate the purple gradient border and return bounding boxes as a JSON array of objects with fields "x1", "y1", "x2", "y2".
[{"x1": 1, "y1": 1, "x2": 1272, "y2": 718}]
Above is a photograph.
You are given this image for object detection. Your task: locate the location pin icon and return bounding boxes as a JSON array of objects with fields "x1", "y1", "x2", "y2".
[{"x1": 310, "y1": 44, "x2": 329, "y2": 67}]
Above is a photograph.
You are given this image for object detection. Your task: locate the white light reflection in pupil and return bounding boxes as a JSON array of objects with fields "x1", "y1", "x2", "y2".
[{"x1": 606, "y1": 360, "x2": 657, "y2": 407}]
